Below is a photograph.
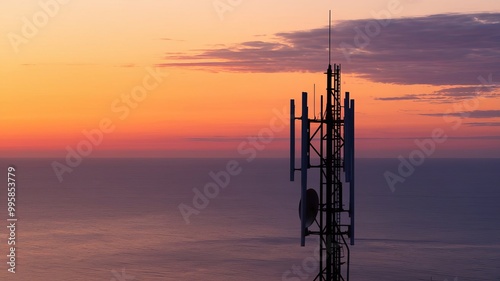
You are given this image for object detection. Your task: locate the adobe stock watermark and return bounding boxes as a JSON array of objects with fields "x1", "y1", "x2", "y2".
[
  {"x1": 282, "y1": 240, "x2": 320, "y2": 281},
  {"x1": 178, "y1": 105, "x2": 288, "y2": 224},
  {"x1": 213, "y1": 0, "x2": 243, "y2": 20},
  {"x1": 51, "y1": 67, "x2": 169, "y2": 183},
  {"x1": 384, "y1": 74, "x2": 498, "y2": 192},
  {"x1": 7, "y1": 0, "x2": 72, "y2": 54},
  {"x1": 110, "y1": 268, "x2": 135, "y2": 281},
  {"x1": 340, "y1": 0, "x2": 403, "y2": 62}
]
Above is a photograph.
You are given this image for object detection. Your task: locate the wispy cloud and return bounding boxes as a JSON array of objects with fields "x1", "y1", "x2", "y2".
[
  {"x1": 359, "y1": 135, "x2": 500, "y2": 140},
  {"x1": 375, "y1": 94, "x2": 422, "y2": 101},
  {"x1": 421, "y1": 109, "x2": 500, "y2": 118},
  {"x1": 466, "y1": 122, "x2": 500, "y2": 127},
  {"x1": 375, "y1": 86, "x2": 500, "y2": 103},
  {"x1": 185, "y1": 136, "x2": 244, "y2": 142},
  {"x1": 160, "y1": 38, "x2": 185, "y2": 42},
  {"x1": 159, "y1": 13, "x2": 500, "y2": 86},
  {"x1": 185, "y1": 136, "x2": 289, "y2": 142}
]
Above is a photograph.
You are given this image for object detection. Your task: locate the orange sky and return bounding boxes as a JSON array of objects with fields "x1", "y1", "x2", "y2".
[{"x1": 1, "y1": 0, "x2": 500, "y2": 158}]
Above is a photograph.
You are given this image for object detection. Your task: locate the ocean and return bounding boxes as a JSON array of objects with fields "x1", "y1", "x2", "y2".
[{"x1": 0, "y1": 158, "x2": 499, "y2": 281}]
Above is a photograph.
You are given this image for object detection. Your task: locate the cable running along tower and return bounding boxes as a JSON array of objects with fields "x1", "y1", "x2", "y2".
[{"x1": 289, "y1": 11, "x2": 356, "y2": 281}]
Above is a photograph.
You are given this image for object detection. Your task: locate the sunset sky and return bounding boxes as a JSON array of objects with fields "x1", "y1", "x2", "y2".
[{"x1": 1, "y1": 0, "x2": 500, "y2": 158}]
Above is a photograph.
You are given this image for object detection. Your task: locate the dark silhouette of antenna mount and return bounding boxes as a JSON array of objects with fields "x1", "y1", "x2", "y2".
[{"x1": 290, "y1": 10, "x2": 356, "y2": 281}]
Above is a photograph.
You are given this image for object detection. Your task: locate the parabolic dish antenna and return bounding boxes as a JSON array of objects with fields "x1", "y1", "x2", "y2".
[{"x1": 298, "y1": 188, "x2": 319, "y2": 228}]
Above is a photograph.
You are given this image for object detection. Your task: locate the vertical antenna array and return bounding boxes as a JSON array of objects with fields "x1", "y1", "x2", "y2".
[
  {"x1": 328, "y1": 10, "x2": 331, "y2": 64},
  {"x1": 289, "y1": 10, "x2": 356, "y2": 281},
  {"x1": 314, "y1": 84, "x2": 316, "y2": 118}
]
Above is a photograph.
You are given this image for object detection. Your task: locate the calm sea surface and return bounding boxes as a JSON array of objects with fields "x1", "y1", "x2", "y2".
[{"x1": 0, "y1": 158, "x2": 499, "y2": 281}]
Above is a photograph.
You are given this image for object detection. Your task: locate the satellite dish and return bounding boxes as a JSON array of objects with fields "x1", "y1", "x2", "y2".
[{"x1": 298, "y1": 188, "x2": 319, "y2": 228}]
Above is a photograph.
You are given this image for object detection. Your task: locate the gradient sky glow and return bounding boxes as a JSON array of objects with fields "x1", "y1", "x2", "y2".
[{"x1": 1, "y1": 0, "x2": 500, "y2": 158}]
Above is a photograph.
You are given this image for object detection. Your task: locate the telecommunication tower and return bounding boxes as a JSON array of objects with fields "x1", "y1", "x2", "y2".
[{"x1": 289, "y1": 11, "x2": 356, "y2": 281}]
